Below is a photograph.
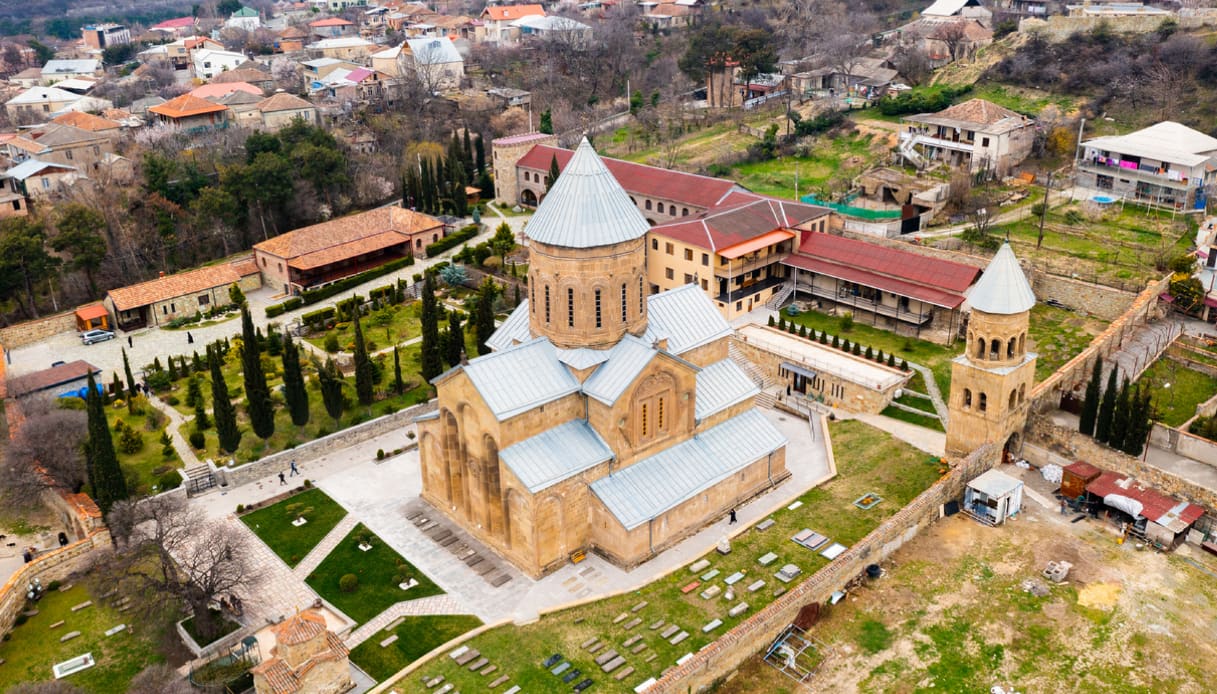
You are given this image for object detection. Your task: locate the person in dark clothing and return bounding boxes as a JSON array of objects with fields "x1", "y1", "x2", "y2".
[
  {"x1": 728, "y1": 509, "x2": 737, "y2": 524},
  {"x1": 127, "y1": 335, "x2": 133, "y2": 347},
  {"x1": 187, "y1": 332, "x2": 194, "y2": 344},
  {"x1": 278, "y1": 472, "x2": 286, "y2": 485}
]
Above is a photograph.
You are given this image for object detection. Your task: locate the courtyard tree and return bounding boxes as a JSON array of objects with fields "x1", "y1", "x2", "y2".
[
  {"x1": 209, "y1": 346, "x2": 242, "y2": 454},
  {"x1": 50, "y1": 203, "x2": 108, "y2": 296},
  {"x1": 105, "y1": 493, "x2": 260, "y2": 645},
  {"x1": 352, "y1": 313, "x2": 375, "y2": 406},
  {"x1": 281, "y1": 332, "x2": 310, "y2": 426},
  {"x1": 1095, "y1": 366, "x2": 1119, "y2": 444},
  {"x1": 1078, "y1": 357, "x2": 1102, "y2": 437},
  {"x1": 0, "y1": 216, "x2": 61, "y2": 318},
  {"x1": 444, "y1": 310, "x2": 465, "y2": 367},
  {"x1": 240, "y1": 307, "x2": 275, "y2": 439},
  {"x1": 85, "y1": 371, "x2": 127, "y2": 515},
  {"x1": 393, "y1": 345, "x2": 405, "y2": 394},
  {"x1": 0, "y1": 401, "x2": 87, "y2": 508},
  {"x1": 474, "y1": 278, "x2": 499, "y2": 356},
  {"x1": 319, "y1": 357, "x2": 345, "y2": 425},
  {"x1": 420, "y1": 272, "x2": 444, "y2": 381}
]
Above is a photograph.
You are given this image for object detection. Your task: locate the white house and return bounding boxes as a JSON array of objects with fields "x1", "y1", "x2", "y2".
[
  {"x1": 899, "y1": 98, "x2": 1035, "y2": 178},
  {"x1": 403, "y1": 37, "x2": 464, "y2": 91},
  {"x1": 193, "y1": 48, "x2": 248, "y2": 79},
  {"x1": 226, "y1": 6, "x2": 263, "y2": 32},
  {"x1": 40, "y1": 59, "x2": 101, "y2": 85},
  {"x1": 511, "y1": 15, "x2": 593, "y2": 45},
  {"x1": 1078, "y1": 121, "x2": 1217, "y2": 212},
  {"x1": 922, "y1": 0, "x2": 993, "y2": 26}
]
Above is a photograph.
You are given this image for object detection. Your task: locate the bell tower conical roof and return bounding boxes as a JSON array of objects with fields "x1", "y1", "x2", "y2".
[
  {"x1": 524, "y1": 137, "x2": 651, "y2": 249},
  {"x1": 967, "y1": 243, "x2": 1035, "y2": 315}
]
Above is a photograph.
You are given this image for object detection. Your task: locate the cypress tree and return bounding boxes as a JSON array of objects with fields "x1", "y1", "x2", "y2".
[
  {"x1": 1124, "y1": 387, "x2": 1154, "y2": 457},
  {"x1": 168, "y1": 356, "x2": 178, "y2": 380},
  {"x1": 475, "y1": 278, "x2": 497, "y2": 356},
  {"x1": 548, "y1": 154, "x2": 560, "y2": 188},
  {"x1": 445, "y1": 311, "x2": 464, "y2": 367},
  {"x1": 353, "y1": 313, "x2": 374, "y2": 406},
  {"x1": 768, "y1": 315, "x2": 775, "y2": 327},
  {"x1": 240, "y1": 307, "x2": 275, "y2": 439},
  {"x1": 1095, "y1": 367, "x2": 1119, "y2": 443},
  {"x1": 319, "y1": 358, "x2": 345, "y2": 425},
  {"x1": 778, "y1": 315, "x2": 787, "y2": 331},
  {"x1": 85, "y1": 371, "x2": 127, "y2": 516},
  {"x1": 1109, "y1": 378, "x2": 1132, "y2": 452},
  {"x1": 1078, "y1": 357, "x2": 1103, "y2": 436},
  {"x1": 122, "y1": 348, "x2": 136, "y2": 394},
  {"x1": 474, "y1": 134, "x2": 485, "y2": 174},
  {"x1": 514, "y1": 283, "x2": 521, "y2": 307},
  {"x1": 420, "y1": 273, "x2": 444, "y2": 381},
  {"x1": 282, "y1": 332, "x2": 309, "y2": 426},
  {"x1": 111, "y1": 372, "x2": 123, "y2": 400},
  {"x1": 887, "y1": 353, "x2": 896, "y2": 367},
  {"x1": 865, "y1": 346, "x2": 874, "y2": 360},
  {"x1": 193, "y1": 350, "x2": 204, "y2": 373},
  {"x1": 832, "y1": 335, "x2": 839, "y2": 349},
  {"x1": 210, "y1": 347, "x2": 241, "y2": 453},
  {"x1": 393, "y1": 345, "x2": 404, "y2": 394}
]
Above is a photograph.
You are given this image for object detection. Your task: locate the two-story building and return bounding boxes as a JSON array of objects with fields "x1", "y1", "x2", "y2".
[
  {"x1": 307, "y1": 37, "x2": 376, "y2": 61},
  {"x1": 899, "y1": 98, "x2": 1035, "y2": 178},
  {"x1": 308, "y1": 17, "x2": 355, "y2": 39},
  {"x1": 403, "y1": 37, "x2": 465, "y2": 91},
  {"x1": 80, "y1": 24, "x2": 130, "y2": 49},
  {"x1": 148, "y1": 94, "x2": 230, "y2": 131},
  {"x1": 1077, "y1": 121, "x2": 1217, "y2": 212},
  {"x1": 193, "y1": 48, "x2": 248, "y2": 79},
  {"x1": 479, "y1": 4, "x2": 544, "y2": 44},
  {"x1": 41, "y1": 59, "x2": 102, "y2": 84}
]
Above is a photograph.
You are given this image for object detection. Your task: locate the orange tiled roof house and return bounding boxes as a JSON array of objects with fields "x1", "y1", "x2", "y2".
[
  {"x1": 103, "y1": 257, "x2": 262, "y2": 331},
  {"x1": 253, "y1": 206, "x2": 447, "y2": 296}
]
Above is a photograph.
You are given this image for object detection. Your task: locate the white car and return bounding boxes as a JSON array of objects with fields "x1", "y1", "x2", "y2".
[{"x1": 81, "y1": 329, "x2": 116, "y2": 345}]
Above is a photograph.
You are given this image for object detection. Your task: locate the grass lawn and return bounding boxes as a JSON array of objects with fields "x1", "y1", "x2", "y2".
[
  {"x1": 239, "y1": 487, "x2": 348, "y2": 567},
  {"x1": 90, "y1": 398, "x2": 181, "y2": 495},
  {"x1": 784, "y1": 309, "x2": 957, "y2": 395},
  {"x1": 1137, "y1": 357, "x2": 1217, "y2": 427},
  {"x1": 306, "y1": 524, "x2": 443, "y2": 626},
  {"x1": 181, "y1": 609, "x2": 241, "y2": 646},
  {"x1": 881, "y1": 405, "x2": 945, "y2": 432},
  {"x1": 0, "y1": 584, "x2": 164, "y2": 693},
  {"x1": 305, "y1": 301, "x2": 423, "y2": 353},
  {"x1": 730, "y1": 132, "x2": 884, "y2": 200},
  {"x1": 387, "y1": 420, "x2": 943, "y2": 693},
  {"x1": 350, "y1": 614, "x2": 483, "y2": 682},
  {"x1": 1026, "y1": 304, "x2": 1107, "y2": 382}
]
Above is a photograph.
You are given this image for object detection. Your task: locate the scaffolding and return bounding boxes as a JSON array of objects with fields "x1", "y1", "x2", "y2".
[{"x1": 763, "y1": 624, "x2": 832, "y2": 687}]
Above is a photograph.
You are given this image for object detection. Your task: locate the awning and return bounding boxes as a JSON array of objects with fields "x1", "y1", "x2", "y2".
[
  {"x1": 74, "y1": 303, "x2": 108, "y2": 321},
  {"x1": 718, "y1": 229, "x2": 795, "y2": 260},
  {"x1": 780, "y1": 361, "x2": 817, "y2": 380}
]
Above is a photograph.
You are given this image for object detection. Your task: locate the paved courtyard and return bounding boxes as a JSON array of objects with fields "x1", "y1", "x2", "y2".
[{"x1": 191, "y1": 406, "x2": 834, "y2": 651}]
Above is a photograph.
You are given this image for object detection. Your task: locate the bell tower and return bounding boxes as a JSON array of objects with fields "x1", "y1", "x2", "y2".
[{"x1": 946, "y1": 243, "x2": 1038, "y2": 457}]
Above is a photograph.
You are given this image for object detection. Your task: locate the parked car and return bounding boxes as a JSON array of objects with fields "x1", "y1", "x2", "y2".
[{"x1": 81, "y1": 329, "x2": 115, "y2": 345}]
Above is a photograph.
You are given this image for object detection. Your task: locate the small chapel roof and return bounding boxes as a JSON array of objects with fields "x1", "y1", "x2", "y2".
[
  {"x1": 524, "y1": 138, "x2": 651, "y2": 249},
  {"x1": 499, "y1": 419, "x2": 614, "y2": 492},
  {"x1": 449, "y1": 337, "x2": 581, "y2": 420},
  {"x1": 966, "y1": 243, "x2": 1035, "y2": 315}
]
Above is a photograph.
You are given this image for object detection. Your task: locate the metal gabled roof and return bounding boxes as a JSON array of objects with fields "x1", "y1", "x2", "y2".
[
  {"x1": 589, "y1": 409, "x2": 785, "y2": 530},
  {"x1": 485, "y1": 300, "x2": 531, "y2": 352},
  {"x1": 967, "y1": 243, "x2": 1035, "y2": 315},
  {"x1": 499, "y1": 419, "x2": 614, "y2": 493},
  {"x1": 582, "y1": 334, "x2": 659, "y2": 405},
  {"x1": 694, "y1": 359, "x2": 758, "y2": 421},
  {"x1": 525, "y1": 138, "x2": 651, "y2": 249},
  {"x1": 645, "y1": 283, "x2": 733, "y2": 355},
  {"x1": 461, "y1": 337, "x2": 580, "y2": 421}
]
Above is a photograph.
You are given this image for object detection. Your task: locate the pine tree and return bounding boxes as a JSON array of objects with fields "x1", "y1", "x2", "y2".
[
  {"x1": 85, "y1": 371, "x2": 127, "y2": 516},
  {"x1": 353, "y1": 313, "x2": 374, "y2": 406},
  {"x1": 474, "y1": 134, "x2": 485, "y2": 174},
  {"x1": 111, "y1": 372, "x2": 123, "y2": 400},
  {"x1": 1109, "y1": 378, "x2": 1132, "y2": 452},
  {"x1": 210, "y1": 347, "x2": 241, "y2": 453},
  {"x1": 420, "y1": 272, "x2": 444, "y2": 381},
  {"x1": 393, "y1": 345, "x2": 405, "y2": 394},
  {"x1": 445, "y1": 311, "x2": 464, "y2": 367},
  {"x1": 548, "y1": 154, "x2": 560, "y2": 188},
  {"x1": 282, "y1": 332, "x2": 309, "y2": 426},
  {"x1": 240, "y1": 307, "x2": 275, "y2": 439},
  {"x1": 319, "y1": 358, "x2": 345, "y2": 424},
  {"x1": 475, "y1": 278, "x2": 498, "y2": 356},
  {"x1": 122, "y1": 348, "x2": 136, "y2": 394},
  {"x1": 1078, "y1": 357, "x2": 1103, "y2": 436},
  {"x1": 539, "y1": 108, "x2": 553, "y2": 134},
  {"x1": 168, "y1": 355, "x2": 179, "y2": 380},
  {"x1": 1095, "y1": 367, "x2": 1119, "y2": 443}
]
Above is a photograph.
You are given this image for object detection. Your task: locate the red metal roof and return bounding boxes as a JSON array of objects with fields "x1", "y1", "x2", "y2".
[
  {"x1": 782, "y1": 233, "x2": 980, "y2": 309},
  {"x1": 1086, "y1": 472, "x2": 1205, "y2": 528},
  {"x1": 1063, "y1": 460, "x2": 1102, "y2": 481},
  {"x1": 720, "y1": 230, "x2": 795, "y2": 259},
  {"x1": 518, "y1": 145, "x2": 739, "y2": 211},
  {"x1": 653, "y1": 195, "x2": 827, "y2": 252}
]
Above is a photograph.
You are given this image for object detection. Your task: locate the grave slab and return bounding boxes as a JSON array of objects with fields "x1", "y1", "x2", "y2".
[
  {"x1": 757, "y1": 552, "x2": 778, "y2": 566},
  {"x1": 699, "y1": 585, "x2": 721, "y2": 600},
  {"x1": 104, "y1": 624, "x2": 126, "y2": 637},
  {"x1": 644, "y1": 653, "x2": 658, "y2": 663},
  {"x1": 725, "y1": 572, "x2": 745, "y2": 585},
  {"x1": 447, "y1": 645, "x2": 468, "y2": 660},
  {"x1": 580, "y1": 637, "x2": 598, "y2": 649},
  {"x1": 660, "y1": 625, "x2": 679, "y2": 638},
  {"x1": 728, "y1": 602, "x2": 750, "y2": 617},
  {"x1": 630, "y1": 642, "x2": 647, "y2": 654},
  {"x1": 563, "y1": 668, "x2": 582, "y2": 683},
  {"x1": 379, "y1": 635, "x2": 398, "y2": 648},
  {"x1": 622, "y1": 635, "x2": 640, "y2": 648},
  {"x1": 70, "y1": 601, "x2": 92, "y2": 612},
  {"x1": 702, "y1": 619, "x2": 722, "y2": 633},
  {"x1": 587, "y1": 641, "x2": 605, "y2": 654},
  {"x1": 624, "y1": 617, "x2": 642, "y2": 630},
  {"x1": 480, "y1": 663, "x2": 497, "y2": 676},
  {"x1": 594, "y1": 649, "x2": 619, "y2": 666},
  {"x1": 488, "y1": 675, "x2": 509, "y2": 688},
  {"x1": 602, "y1": 655, "x2": 626, "y2": 673},
  {"x1": 453, "y1": 648, "x2": 479, "y2": 665},
  {"x1": 699, "y1": 569, "x2": 720, "y2": 581},
  {"x1": 648, "y1": 620, "x2": 665, "y2": 630},
  {"x1": 49, "y1": 621, "x2": 65, "y2": 629},
  {"x1": 59, "y1": 631, "x2": 81, "y2": 643},
  {"x1": 551, "y1": 661, "x2": 570, "y2": 675},
  {"x1": 468, "y1": 656, "x2": 488, "y2": 671},
  {"x1": 614, "y1": 665, "x2": 635, "y2": 681},
  {"x1": 612, "y1": 612, "x2": 629, "y2": 624},
  {"x1": 688, "y1": 559, "x2": 710, "y2": 573},
  {"x1": 503, "y1": 687, "x2": 521, "y2": 694},
  {"x1": 434, "y1": 685, "x2": 453, "y2": 694},
  {"x1": 424, "y1": 675, "x2": 444, "y2": 688},
  {"x1": 756, "y1": 518, "x2": 776, "y2": 531},
  {"x1": 679, "y1": 581, "x2": 700, "y2": 594},
  {"x1": 631, "y1": 601, "x2": 648, "y2": 612},
  {"x1": 748, "y1": 580, "x2": 766, "y2": 592},
  {"x1": 670, "y1": 631, "x2": 689, "y2": 645}
]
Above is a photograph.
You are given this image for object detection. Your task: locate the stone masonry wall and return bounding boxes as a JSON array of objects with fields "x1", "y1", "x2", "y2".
[
  {"x1": 1019, "y1": 11, "x2": 1217, "y2": 42},
  {"x1": 647, "y1": 444, "x2": 1000, "y2": 693},
  {"x1": 0, "y1": 530, "x2": 113, "y2": 637},
  {"x1": 1029, "y1": 275, "x2": 1169, "y2": 414},
  {"x1": 1148, "y1": 423, "x2": 1217, "y2": 468},
  {"x1": 1024, "y1": 416, "x2": 1217, "y2": 512},
  {"x1": 1028, "y1": 271, "x2": 1136, "y2": 321},
  {"x1": 218, "y1": 401, "x2": 435, "y2": 488},
  {"x1": 0, "y1": 310, "x2": 78, "y2": 349}
]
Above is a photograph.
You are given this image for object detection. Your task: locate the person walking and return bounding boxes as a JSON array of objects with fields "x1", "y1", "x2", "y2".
[
  {"x1": 187, "y1": 331, "x2": 194, "y2": 344},
  {"x1": 728, "y1": 508, "x2": 737, "y2": 525},
  {"x1": 127, "y1": 335, "x2": 133, "y2": 347},
  {"x1": 278, "y1": 471, "x2": 286, "y2": 485},
  {"x1": 289, "y1": 460, "x2": 299, "y2": 476}
]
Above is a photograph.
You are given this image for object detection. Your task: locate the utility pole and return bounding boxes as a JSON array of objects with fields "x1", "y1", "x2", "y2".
[{"x1": 1037, "y1": 169, "x2": 1053, "y2": 249}]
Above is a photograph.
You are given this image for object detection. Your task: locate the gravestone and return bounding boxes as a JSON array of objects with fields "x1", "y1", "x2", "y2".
[
  {"x1": 601, "y1": 655, "x2": 626, "y2": 673},
  {"x1": 379, "y1": 635, "x2": 398, "y2": 648},
  {"x1": 729, "y1": 602, "x2": 750, "y2": 617},
  {"x1": 702, "y1": 619, "x2": 722, "y2": 633},
  {"x1": 670, "y1": 631, "x2": 689, "y2": 645},
  {"x1": 688, "y1": 559, "x2": 711, "y2": 573},
  {"x1": 59, "y1": 631, "x2": 81, "y2": 643}
]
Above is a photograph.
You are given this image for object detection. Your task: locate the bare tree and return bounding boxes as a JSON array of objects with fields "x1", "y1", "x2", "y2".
[
  {"x1": 105, "y1": 494, "x2": 262, "y2": 644},
  {"x1": 128, "y1": 664, "x2": 192, "y2": 694},
  {"x1": 890, "y1": 40, "x2": 930, "y2": 86},
  {"x1": 0, "y1": 401, "x2": 87, "y2": 508},
  {"x1": 933, "y1": 21, "x2": 971, "y2": 63},
  {"x1": 271, "y1": 57, "x2": 303, "y2": 94}
]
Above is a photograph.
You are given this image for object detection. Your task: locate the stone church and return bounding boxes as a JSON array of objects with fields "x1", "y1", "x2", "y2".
[
  {"x1": 945, "y1": 243, "x2": 1037, "y2": 458},
  {"x1": 416, "y1": 139, "x2": 789, "y2": 578}
]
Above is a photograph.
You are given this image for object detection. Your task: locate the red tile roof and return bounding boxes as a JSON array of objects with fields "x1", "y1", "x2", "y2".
[
  {"x1": 273, "y1": 610, "x2": 326, "y2": 646},
  {"x1": 783, "y1": 232, "x2": 981, "y2": 309},
  {"x1": 190, "y1": 81, "x2": 263, "y2": 100},
  {"x1": 309, "y1": 17, "x2": 354, "y2": 26},
  {"x1": 255, "y1": 206, "x2": 443, "y2": 261},
  {"x1": 51, "y1": 111, "x2": 120, "y2": 131},
  {"x1": 74, "y1": 303, "x2": 108, "y2": 321},
  {"x1": 107, "y1": 265, "x2": 241, "y2": 311},
  {"x1": 152, "y1": 16, "x2": 196, "y2": 30},
  {"x1": 481, "y1": 3, "x2": 545, "y2": 20},
  {"x1": 1086, "y1": 472, "x2": 1205, "y2": 530},
  {"x1": 519, "y1": 144, "x2": 740, "y2": 211},
  {"x1": 651, "y1": 194, "x2": 827, "y2": 252},
  {"x1": 6, "y1": 360, "x2": 100, "y2": 398},
  {"x1": 149, "y1": 94, "x2": 229, "y2": 119}
]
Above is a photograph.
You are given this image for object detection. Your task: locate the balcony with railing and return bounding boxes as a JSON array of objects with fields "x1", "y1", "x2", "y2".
[
  {"x1": 715, "y1": 274, "x2": 787, "y2": 303},
  {"x1": 899, "y1": 129, "x2": 976, "y2": 154},
  {"x1": 713, "y1": 252, "x2": 789, "y2": 279},
  {"x1": 1079, "y1": 158, "x2": 1193, "y2": 190}
]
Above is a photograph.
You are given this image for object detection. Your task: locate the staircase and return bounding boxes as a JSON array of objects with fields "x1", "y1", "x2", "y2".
[
  {"x1": 898, "y1": 134, "x2": 926, "y2": 169},
  {"x1": 184, "y1": 464, "x2": 216, "y2": 497},
  {"x1": 765, "y1": 282, "x2": 795, "y2": 311},
  {"x1": 729, "y1": 341, "x2": 773, "y2": 389},
  {"x1": 755, "y1": 390, "x2": 777, "y2": 410}
]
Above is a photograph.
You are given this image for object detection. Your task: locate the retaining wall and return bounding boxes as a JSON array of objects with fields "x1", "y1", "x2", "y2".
[
  {"x1": 217, "y1": 401, "x2": 435, "y2": 487},
  {"x1": 1019, "y1": 11, "x2": 1217, "y2": 41},
  {"x1": 1028, "y1": 272, "x2": 1136, "y2": 321},
  {"x1": 645, "y1": 443, "x2": 1000, "y2": 693},
  {"x1": 1148, "y1": 422, "x2": 1217, "y2": 468},
  {"x1": 0, "y1": 310, "x2": 78, "y2": 350},
  {"x1": 0, "y1": 530, "x2": 113, "y2": 637}
]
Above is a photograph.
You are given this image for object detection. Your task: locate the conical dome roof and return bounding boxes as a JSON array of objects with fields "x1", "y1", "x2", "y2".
[
  {"x1": 967, "y1": 243, "x2": 1035, "y2": 314},
  {"x1": 525, "y1": 138, "x2": 651, "y2": 249}
]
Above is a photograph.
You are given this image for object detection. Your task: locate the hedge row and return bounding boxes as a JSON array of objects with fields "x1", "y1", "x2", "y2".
[
  {"x1": 877, "y1": 85, "x2": 973, "y2": 116},
  {"x1": 298, "y1": 255, "x2": 414, "y2": 306},
  {"x1": 265, "y1": 296, "x2": 304, "y2": 318},
  {"x1": 425, "y1": 224, "x2": 480, "y2": 257}
]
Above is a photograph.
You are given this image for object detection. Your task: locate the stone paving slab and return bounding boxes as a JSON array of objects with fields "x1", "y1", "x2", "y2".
[
  {"x1": 602, "y1": 655, "x2": 626, "y2": 673},
  {"x1": 488, "y1": 675, "x2": 509, "y2": 688},
  {"x1": 594, "y1": 649, "x2": 619, "y2": 666},
  {"x1": 614, "y1": 665, "x2": 635, "y2": 681}
]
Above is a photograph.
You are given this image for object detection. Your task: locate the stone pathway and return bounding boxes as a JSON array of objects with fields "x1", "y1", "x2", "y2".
[
  {"x1": 146, "y1": 392, "x2": 202, "y2": 470},
  {"x1": 1104, "y1": 317, "x2": 1181, "y2": 384},
  {"x1": 907, "y1": 361, "x2": 949, "y2": 425},
  {"x1": 220, "y1": 516, "x2": 321, "y2": 628},
  {"x1": 345, "y1": 594, "x2": 467, "y2": 648},
  {"x1": 292, "y1": 514, "x2": 360, "y2": 578}
]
